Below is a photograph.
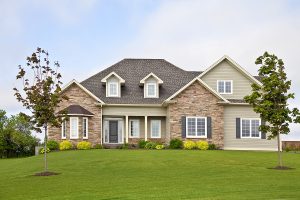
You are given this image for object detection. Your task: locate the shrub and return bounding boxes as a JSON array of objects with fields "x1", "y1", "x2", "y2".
[
  {"x1": 138, "y1": 140, "x2": 149, "y2": 149},
  {"x1": 208, "y1": 143, "x2": 217, "y2": 150},
  {"x1": 155, "y1": 144, "x2": 165, "y2": 150},
  {"x1": 169, "y1": 138, "x2": 183, "y2": 149},
  {"x1": 77, "y1": 141, "x2": 92, "y2": 150},
  {"x1": 59, "y1": 141, "x2": 73, "y2": 150},
  {"x1": 285, "y1": 146, "x2": 291, "y2": 152},
  {"x1": 196, "y1": 141, "x2": 209, "y2": 150},
  {"x1": 39, "y1": 147, "x2": 50, "y2": 154},
  {"x1": 47, "y1": 140, "x2": 59, "y2": 150},
  {"x1": 183, "y1": 140, "x2": 196, "y2": 150},
  {"x1": 145, "y1": 142, "x2": 157, "y2": 149},
  {"x1": 94, "y1": 144, "x2": 103, "y2": 149}
]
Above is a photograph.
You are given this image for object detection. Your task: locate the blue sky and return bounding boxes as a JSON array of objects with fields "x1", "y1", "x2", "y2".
[{"x1": 1, "y1": 0, "x2": 300, "y2": 140}]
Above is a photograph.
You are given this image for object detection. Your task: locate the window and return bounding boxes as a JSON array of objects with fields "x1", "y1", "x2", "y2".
[
  {"x1": 241, "y1": 118, "x2": 260, "y2": 138},
  {"x1": 70, "y1": 117, "x2": 79, "y2": 139},
  {"x1": 217, "y1": 80, "x2": 232, "y2": 94},
  {"x1": 108, "y1": 81, "x2": 119, "y2": 97},
  {"x1": 61, "y1": 120, "x2": 67, "y2": 139},
  {"x1": 151, "y1": 120, "x2": 161, "y2": 138},
  {"x1": 129, "y1": 120, "x2": 140, "y2": 138},
  {"x1": 146, "y1": 82, "x2": 157, "y2": 98},
  {"x1": 83, "y1": 118, "x2": 88, "y2": 139},
  {"x1": 186, "y1": 117, "x2": 207, "y2": 138}
]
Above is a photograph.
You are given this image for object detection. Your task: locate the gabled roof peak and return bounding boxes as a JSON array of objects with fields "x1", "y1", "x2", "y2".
[
  {"x1": 140, "y1": 72, "x2": 163, "y2": 84},
  {"x1": 199, "y1": 55, "x2": 262, "y2": 86},
  {"x1": 101, "y1": 71, "x2": 125, "y2": 84}
]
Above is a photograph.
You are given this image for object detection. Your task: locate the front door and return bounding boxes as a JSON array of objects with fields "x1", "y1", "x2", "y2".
[{"x1": 109, "y1": 120, "x2": 118, "y2": 143}]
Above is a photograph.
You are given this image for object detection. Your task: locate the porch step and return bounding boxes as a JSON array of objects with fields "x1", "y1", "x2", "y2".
[{"x1": 103, "y1": 144, "x2": 122, "y2": 149}]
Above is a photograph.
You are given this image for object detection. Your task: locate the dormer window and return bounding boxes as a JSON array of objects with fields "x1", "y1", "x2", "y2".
[
  {"x1": 108, "y1": 80, "x2": 118, "y2": 97},
  {"x1": 140, "y1": 73, "x2": 163, "y2": 98},
  {"x1": 101, "y1": 72, "x2": 125, "y2": 98},
  {"x1": 146, "y1": 82, "x2": 157, "y2": 97}
]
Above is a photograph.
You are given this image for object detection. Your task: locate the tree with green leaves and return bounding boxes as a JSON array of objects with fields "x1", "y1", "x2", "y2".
[
  {"x1": 0, "y1": 110, "x2": 38, "y2": 158},
  {"x1": 13, "y1": 48, "x2": 68, "y2": 173},
  {"x1": 245, "y1": 52, "x2": 300, "y2": 168}
]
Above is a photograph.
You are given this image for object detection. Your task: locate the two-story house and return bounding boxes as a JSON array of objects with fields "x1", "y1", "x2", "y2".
[{"x1": 48, "y1": 56, "x2": 277, "y2": 150}]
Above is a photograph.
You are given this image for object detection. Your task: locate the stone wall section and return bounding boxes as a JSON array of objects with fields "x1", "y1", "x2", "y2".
[
  {"x1": 168, "y1": 81, "x2": 224, "y2": 148},
  {"x1": 48, "y1": 83, "x2": 102, "y2": 146}
]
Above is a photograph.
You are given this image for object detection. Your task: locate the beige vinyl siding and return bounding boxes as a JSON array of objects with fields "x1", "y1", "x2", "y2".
[
  {"x1": 102, "y1": 106, "x2": 167, "y2": 116},
  {"x1": 201, "y1": 60, "x2": 253, "y2": 99},
  {"x1": 224, "y1": 105, "x2": 277, "y2": 150}
]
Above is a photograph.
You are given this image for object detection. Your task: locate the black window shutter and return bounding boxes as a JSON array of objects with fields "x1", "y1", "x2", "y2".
[
  {"x1": 261, "y1": 120, "x2": 266, "y2": 139},
  {"x1": 181, "y1": 116, "x2": 186, "y2": 138},
  {"x1": 236, "y1": 118, "x2": 241, "y2": 139},
  {"x1": 207, "y1": 117, "x2": 212, "y2": 138}
]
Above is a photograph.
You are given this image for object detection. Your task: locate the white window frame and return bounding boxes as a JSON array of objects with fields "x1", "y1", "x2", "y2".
[
  {"x1": 150, "y1": 120, "x2": 161, "y2": 138},
  {"x1": 186, "y1": 117, "x2": 207, "y2": 138},
  {"x1": 70, "y1": 117, "x2": 79, "y2": 139},
  {"x1": 145, "y1": 82, "x2": 157, "y2": 98},
  {"x1": 240, "y1": 118, "x2": 261, "y2": 139},
  {"x1": 107, "y1": 81, "x2": 119, "y2": 97},
  {"x1": 217, "y1": 80, "x2": 233, "y2": 94},
  {"x1": 129, "y1": 119, "x2": 140, "y2": 138},
  {"x1": 83, "y1": 117, "x2": 88, "y2": 139},
  {"x1": 61, "y1": 120, "x2": 67, "y2": 139}
]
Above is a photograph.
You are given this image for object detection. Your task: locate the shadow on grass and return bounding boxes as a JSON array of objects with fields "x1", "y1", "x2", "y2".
[
  {"x1": 33, "y1": 171, "x2": 60, "y2": 176},
  {"x1": 267, "y1": 166, "x2": 295, "y2": 170}
]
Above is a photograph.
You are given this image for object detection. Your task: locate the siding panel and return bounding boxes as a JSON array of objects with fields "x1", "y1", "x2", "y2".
[
  {"x1": 224, "y1": 105, "x2": 277, "y2": 150},
  {"x1": 201, "y1": 60, "x2": 253, "y2": 99}
]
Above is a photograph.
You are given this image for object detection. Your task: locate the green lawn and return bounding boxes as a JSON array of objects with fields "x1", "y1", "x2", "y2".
[{"x1": 1, "y1": 150, "x2": 300, "y2": 200}]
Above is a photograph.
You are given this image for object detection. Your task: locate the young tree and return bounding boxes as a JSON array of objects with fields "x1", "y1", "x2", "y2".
[
  {"x1": 13, "y1": 48, "x2": 67, "y2": 172},
  {"x1": 245, "y1": 52, "x2": 300, "y2": 168}
]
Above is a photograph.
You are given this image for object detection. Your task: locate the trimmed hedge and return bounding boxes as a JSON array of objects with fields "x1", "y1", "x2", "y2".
[
  {"x1": 196, "y1": 141, "x2": 209, "y2": 150},
  {"x1": 183, "y1": 140, "x2": 196, "y2": 150},
  {"x1": 47, "y1": 140, "x2": 59, "y2": 150},
  {"x1": 169, "y1": 139, "x2": 183, "y2": 149},
  {"x1": 77, "y1": 141, "x2": 92, "y2": 150},
  {"x1": 59, "y1": 141, "x2": 73, "y2": 151}
]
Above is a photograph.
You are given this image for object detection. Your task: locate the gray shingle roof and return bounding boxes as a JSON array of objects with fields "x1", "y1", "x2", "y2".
[
  {"x1": 227, "y1": 99, "x2": 247, "y2": 103},
  {"x1": 81, "y1": 59, "x2": 202, "y2": 104}
]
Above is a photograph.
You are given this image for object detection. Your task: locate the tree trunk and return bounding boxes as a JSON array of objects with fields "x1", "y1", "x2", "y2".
[
  {"x1": 44, "y1": 125, "x2": 48, "y2": 172},
  {"x1": 277, "y1": 134, "x2": 282, "y2": 167}
]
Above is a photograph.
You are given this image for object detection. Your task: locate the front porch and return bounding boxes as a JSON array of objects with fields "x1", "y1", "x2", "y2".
[{"x1": 102, "y1": 115, "x2": 167, "y2": 145}]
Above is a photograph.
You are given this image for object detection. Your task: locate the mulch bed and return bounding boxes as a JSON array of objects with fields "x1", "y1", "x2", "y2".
[
  {"x1": 34, "y1": 171, "x2": 60, "y2": 176},
  {"x1": 268, "y1": 166, "x2": 294, "y2": 170}
]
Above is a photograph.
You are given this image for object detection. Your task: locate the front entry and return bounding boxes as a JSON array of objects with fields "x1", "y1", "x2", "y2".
[
  {"x1": 109, "y1": 120, "x2": 118, "y2": 143},
  {"x1": 103, "y1": 118, "x2": 124, "y2": 144}
]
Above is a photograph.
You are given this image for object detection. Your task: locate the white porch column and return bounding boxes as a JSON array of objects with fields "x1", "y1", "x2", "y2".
[
  {"x1": 125, "y1": 115, "x2": 129, "y2": 143},
  {"x1": 145, "y1": 116, "x2": 148, "y2": 141}
]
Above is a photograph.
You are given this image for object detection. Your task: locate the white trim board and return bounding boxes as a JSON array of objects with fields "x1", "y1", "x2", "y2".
[
  {"x1": 140, "y1": 72, "x2": 163, "y2": 84},
  {"x1": 101, "y1": 71, "x2": 125, "y2": 84},
  {"x1": 62, "y1": 79, "x2": 105, "y2": 104},
  {"x1": 164, "y1": 78, "x2": 229, "y2": 103}
]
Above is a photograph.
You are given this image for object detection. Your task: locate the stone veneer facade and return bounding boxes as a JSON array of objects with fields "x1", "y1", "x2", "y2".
[
  {"x1": 168, "y1": 81, "x2": 225, "y2": 148},
  {"x1": 48, "y1": 83, "x2": 102, "y2": 146}
]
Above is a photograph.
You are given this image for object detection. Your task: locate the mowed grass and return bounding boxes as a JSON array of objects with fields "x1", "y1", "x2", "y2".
[{"x1": 1, "y1": 150, "x2": 300, "y2": 200}]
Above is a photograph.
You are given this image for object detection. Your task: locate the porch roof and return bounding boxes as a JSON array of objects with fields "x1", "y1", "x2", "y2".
[{"x1": 59, "y1": 105, "x2": 94, "y2": 116}]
